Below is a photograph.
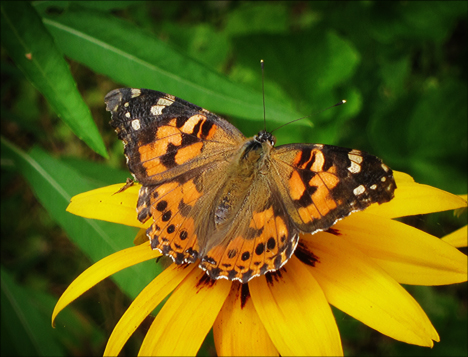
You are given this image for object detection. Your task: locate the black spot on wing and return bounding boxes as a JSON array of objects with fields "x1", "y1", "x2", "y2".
[
  {"x1": 255, "y1": 243, "x2": 265, "y2": 255},
  {"x1": 267, "y1": 237, "x2": 276, "y2": 250},
  {"x1": 228, "y1": 249, "x2": 237, "y2": 258},
  {"x1": 156, "y1": 200, "x2": 168, "y2": 212},
  {"x1": 181, "y1": 132, "x2": 200, "y2": 146},
  {"x1": 241, "y1": 252, "x2": 250, "y2": 261},
  {"x1": 201, "y1": 120, "x2": 214, "y2": 138},
  {"x1": 179, "y1": 230, "x2": 188, "y2": 240},
  {"x1": 159, "y1": 143, "x2": 178, "y2": 169},
  {"x1": 296, "y1": 148, "x2": 312, "y2": 169}
]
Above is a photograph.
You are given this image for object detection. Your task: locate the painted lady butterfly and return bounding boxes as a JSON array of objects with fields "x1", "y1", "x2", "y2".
[{"x1": 106, "y1": 88, "x2": 396, "y2": 283}]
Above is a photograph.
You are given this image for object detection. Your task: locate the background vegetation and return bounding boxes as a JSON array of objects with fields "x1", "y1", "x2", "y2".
[{"x1": 1, "y1": 1, "x2": 466, "y2": 356}]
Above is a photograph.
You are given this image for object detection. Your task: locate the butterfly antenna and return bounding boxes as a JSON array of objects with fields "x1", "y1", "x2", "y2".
[
  {"x1": 261, "y1": 59, "x2": 267, "y2": 131},
  {"x1": 270, "y1": 99, "x2": 347, "y2": 134}
]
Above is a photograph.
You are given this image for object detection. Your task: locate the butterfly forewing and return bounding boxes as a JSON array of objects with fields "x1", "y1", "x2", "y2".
[
  {"x1": 272, "y1": 143, "x2": 396, "y2": 233},
  {"x1": 105, "y1": 88, "x2": 244, "y2": 186}
]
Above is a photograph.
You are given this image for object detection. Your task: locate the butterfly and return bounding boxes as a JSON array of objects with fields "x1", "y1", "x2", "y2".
[{"x1": 105, "y1": 88, "x2": 396, "y2": 283}]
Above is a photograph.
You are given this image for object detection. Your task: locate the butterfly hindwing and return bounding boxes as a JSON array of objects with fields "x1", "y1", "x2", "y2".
[
  {"x1": 140, "y1": 180, "x2": 201, "y2": 264},
  {"x1": 199, "y1": 188, "x2": 300, "y2": 283}
]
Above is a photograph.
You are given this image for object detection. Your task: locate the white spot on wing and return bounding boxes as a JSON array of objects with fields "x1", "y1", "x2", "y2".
[
  {"x1": 348, "y1": 153, "x2": 363, "y2": 164},
  {"x1": 125, "y1": 112, "x2": 131, "y2": 118},
  {"x1": 151, "y1": 105, "x2": 165, "y2": 116},
  {"x1": 150, "y1": 97, "x2": 175, "y2": 116},
  {"x1": 157, "y1": 97, "x2": 174, "y2": 107},
  {"x1": 381, "y1": 163, "x2": 389, "y2": 172},
  {"x1": 370, "y1": 184, "x2": 377, "y2": 190},
  {"x1": 131, "y1": 119, "x2": 141, "y2": 130},
  {"x1": 131, "y1": 89, "x2": 141, "y2": 98},
  {"x1": 348, "y1": 161, "x2": 361, "y2": 173},
  {"x1": 353, "y1": 185, "x2": 366, "y2": 196}
]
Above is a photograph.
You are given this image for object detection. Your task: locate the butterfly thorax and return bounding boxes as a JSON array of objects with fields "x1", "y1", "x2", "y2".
[{"x1": 213, "y1": 131, "x2": 276, "y2": 227}]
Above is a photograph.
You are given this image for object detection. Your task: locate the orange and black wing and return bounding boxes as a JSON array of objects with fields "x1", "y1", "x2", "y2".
[
  {"x1": 199, "y1": 182, "x2": 300, "y2": 284},
  {"x1": 105, "y1": 88, "x2": 245, "y2": 263},
  {"x1": 105, "y1": 88, "x2": 245, "y2": 186},
  {"x1": 272, "y1": 144, "x2": 396, "y2": 233}
]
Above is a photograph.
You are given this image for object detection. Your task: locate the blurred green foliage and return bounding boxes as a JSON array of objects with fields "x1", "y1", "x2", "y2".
[{"x1": 1, "y1": 1, "x2": 466, "y2": 356}]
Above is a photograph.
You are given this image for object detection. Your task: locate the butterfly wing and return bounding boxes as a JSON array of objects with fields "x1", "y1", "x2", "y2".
[
  {"x1": 199, "y1": 142, "x2": 395, "y2": 284},
  {"x1": 105, "y1": 88, "x2": 245, "y2": 186},
  {"x1": 106, "y1": 88, "x2": 397, "y2": 282},
  {"x1": 271, "y1": 144, "x2": 396, "y2": 233},
  {"x1": 198, "y1": 174, "x2": 300, "y2": 284},
  {"x1": 105, "y1": 88, "x2": 246, "y2": 263}
]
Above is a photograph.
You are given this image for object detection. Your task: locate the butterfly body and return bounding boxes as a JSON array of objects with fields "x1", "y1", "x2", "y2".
[{"x1": 106, "y1": 88, "x2": 396, "y2": 283}]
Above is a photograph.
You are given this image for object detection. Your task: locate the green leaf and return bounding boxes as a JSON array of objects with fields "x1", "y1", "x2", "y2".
[
  {"x1": 369, "y1": 1, "x2": 467, "y2": 43},
  {"x1": 232, "y1": 29, "x2": 361, "y2": 145},
  {"x1": 379, "y1": 55, "x2": 411, "y2": 98},
  {"x1": 38, "y1": 6, "x2": 301, "y2": 124},
  {"x1": 1, "y1": 137, "x2": 160, "y2": 299},
  {"x1": 1, "y1": 268, "x2": 64, "y2": 356},
  {"x1": 0, "y1": 1, "x2": 108, "y2": 158},
  {"x1": 407, "y1": 80, "x2": 467, "y2": 159},
  {"x1": 34, "y1": 0, "x2": 144, "y2": 12},
  {"x1": 234, "y1": 30, "x2": 360, "y2": 105},
  {"x1": 368, "y1": 78, "x2": 467, "y2": 194},
  {"x1": 160, "y1": 22, "x2": 230, "y2": 70},
  {"x1": 223, "y1": 2, "x2": 289, "y2": 36},
  {"x1": 61, "y1": 156, "x2": 130, "y2": 187}
]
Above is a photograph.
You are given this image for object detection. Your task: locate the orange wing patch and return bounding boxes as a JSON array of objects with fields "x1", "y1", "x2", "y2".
[
  {"x1": 288, "y1": 148, "x2": 340, "y2": 224},
  {"x1": 138, "y1": 115, "x2": 217, "y2": 177},
  {"x1": 138, "y1": 177, "x2": 204, "y2": 264},
  {"x1": 200, "y1": 203, "x2": 299, "y2": 283}
]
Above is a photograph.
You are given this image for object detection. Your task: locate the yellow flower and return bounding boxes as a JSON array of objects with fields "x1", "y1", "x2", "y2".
[{"x1": 53, "y1": 171, "x2": 467, "y2": 356}]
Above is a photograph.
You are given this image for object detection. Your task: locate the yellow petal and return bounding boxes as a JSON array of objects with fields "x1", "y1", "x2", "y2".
[
  {"x1": 52, "y1": 242, "x2": 160, "y2": 326},
  {"x1": 104, "y1": 263, "x2": 196, "y2": 356},
  {"x1": 333, "y1": 213, "x2": 468, "y2": 285},
  {"x1": 133, "y1": 227, "x2": 149, "y2": 245},
  {"x1": 365, "y1": 171, "x2": 467, "y2": 218},
  {"x1": 138, "y1": 268, "x2": 232, "y2": 356},
  {"x1": 249, "y1": 256, "x2": 343, "y2": 356},
  {"x1": 302, "y1": 233, "x2": 439, "y2": 347},
  {"x1": 442, "y1": 225, "x2": 468, "y2": 248},
  {"x1": 66, "y1": 184, "x2": 146, "y2": 228},
  {"x1": 214, "y1": 282, "x2": 278, "y2": 356}
]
